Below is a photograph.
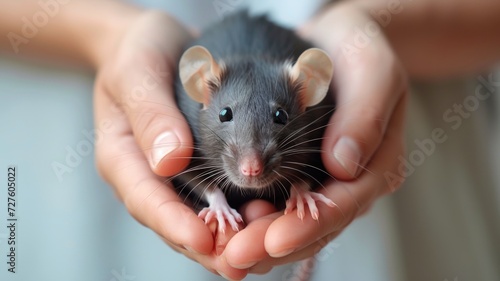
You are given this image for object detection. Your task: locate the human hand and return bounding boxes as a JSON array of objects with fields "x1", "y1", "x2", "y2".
[
  {"x1": 220, "y1": 2, "x2": 408, "y2": 275},
  {"x1": 92, "y1": 10, "x2": 249, "y2": 280}
]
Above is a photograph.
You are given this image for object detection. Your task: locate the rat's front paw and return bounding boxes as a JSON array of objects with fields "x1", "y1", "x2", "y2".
[
  {"x1": 198, "y1": 205, "x2": 243, "y2": 233},
  {"x1": 284, "y1": 183, "x2": 337, "y2": 221},
  {"x1": 199, "y1": 188, "x2": 243, "y2": 233}
]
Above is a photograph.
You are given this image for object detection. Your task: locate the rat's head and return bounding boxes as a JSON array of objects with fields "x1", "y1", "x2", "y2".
[{"x1": 179, "y1": 46, "x2": 333, "y2": 190}]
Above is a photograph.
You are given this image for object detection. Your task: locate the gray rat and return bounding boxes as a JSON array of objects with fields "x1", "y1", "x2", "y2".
[{"x1": 173, "y1": 11, "x2": 336, "y2": 232}]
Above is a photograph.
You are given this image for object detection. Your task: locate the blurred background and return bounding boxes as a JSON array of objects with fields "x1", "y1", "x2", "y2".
[{"x1": 1, "y1": 0, "x2": 499, "y2": 280}]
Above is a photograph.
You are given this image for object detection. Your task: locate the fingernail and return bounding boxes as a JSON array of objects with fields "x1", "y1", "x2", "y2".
[
  {"x1": 151, "y1": 131, "x2": 180, "y2": 167},
  {"x1": 333, "y1": 137, "x2": 361, "y2": 177},
  {"x1": 216, "y1": 270, "x2": 236, "y2": 281},
  {"x1": 232, "y1": 261, "x2": 257, "y2": 269},
  {"x1": 271, "y1": 248, "x2": 295, "y2": 258}
]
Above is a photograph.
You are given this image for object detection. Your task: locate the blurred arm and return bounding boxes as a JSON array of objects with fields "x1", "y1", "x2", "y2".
[
  {"x1": 350, "y1": 0, "x2": 500, "y2": 78},
  {"x1": 0, "y1": 0, "x2": 141, "y2": 69}
]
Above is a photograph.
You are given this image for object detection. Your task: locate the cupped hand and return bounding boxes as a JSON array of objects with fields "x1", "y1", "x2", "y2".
[
  {"x1": 92, "y1": 10, "x2": 247, "y2": 280},
  {"x1": 221, "y1": 2, "x2": 408, "y2": 274}
]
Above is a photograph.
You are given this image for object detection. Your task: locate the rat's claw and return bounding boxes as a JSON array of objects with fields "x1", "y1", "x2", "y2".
[
  {"x1": 285, "y1": 183, "x2": 336, "y2": 220},
  {"x1": 199, "y1": 205, "x2": 242, "y2": 233},
  {"x1": 198, "y1": 208, "x2": 209, "y2": 218},
  {"x1": 284, "y1": 196, "x2": 297, "y2": 215},
  {"x1": 215, "y1": 210, "x2": 227, "y2": 233},
  {"x1": 310, "y1": 192, "x2": 338, "y2": 208},
  {"x1": 308, "y1": 200, "x2": 319, "y2": 221},
  {"x1": 296, "y1": 194, "x2": 305, "y2": 221},
  {"x1": 219, "y1": 209, "x2": 236, "y2": 232},
  {"x1": 230, "y1": 208, "x2": 243, "y2": 222},
  {"x1": 198, "y1": 188, "x2": 244, "y2": 232}
]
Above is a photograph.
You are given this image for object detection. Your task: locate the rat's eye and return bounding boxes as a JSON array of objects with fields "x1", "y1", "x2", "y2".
[
  {"x1": 219, "y1": 107, "x2": 233, "y2": 122},
  {"x1": 273, "y1": 108, "x2": 288, "y2": 125}
]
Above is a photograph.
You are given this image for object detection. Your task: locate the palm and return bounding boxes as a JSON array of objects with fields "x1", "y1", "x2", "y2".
[{"x1": 92, "y1": 11, "x2": 251, "y2": 279}]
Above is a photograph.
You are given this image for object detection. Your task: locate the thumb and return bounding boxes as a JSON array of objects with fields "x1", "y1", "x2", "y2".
[
  {"x1": 323, "y1": 48, "x2": 407, "y2": 180},
  {"x1": 108, "y1": 60, "x2": 193, "y2": 176},
  {"x1": 298, "y1": 3, "x2": 407, "y2": 180}
]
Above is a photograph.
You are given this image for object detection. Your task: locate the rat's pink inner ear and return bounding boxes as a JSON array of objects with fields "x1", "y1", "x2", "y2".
[
  {"x1": 290, "y1": 48, "x2": 334, "y2": 109},
  {"x1": 179, "y1": 45, "x2": 221, "y2": 107}
]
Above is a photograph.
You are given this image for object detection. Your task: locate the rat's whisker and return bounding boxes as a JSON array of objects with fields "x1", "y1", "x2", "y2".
[
  {"x1": 280, "y1": 164, "x2": 327, "y2": 191},
  {"x1": 278, "y1": 109, "x2": 335, "y2": 149},
  {"x1": 181, "y1": 169, "x2": 226, "y2": 206},
  {"x1": 283, "y1": 161, "x2": 335, "y2": 181},
  {"x1": 197, "y1": 119, "x2": 231, "y2": 149},
  {"x1": 213, "y1": 172, "x2": 230, "y2": 192},
  {"x1": 273, "y1": 171, "x2": 291, "y2": 199},
  {"x1": 275, "y1": 170, "x2": 296, "y2": 195},
  {"x1": 332, "y1": 152, "x2": 376, "y2": 175},
  {"x1": 132, "y1": 180, "x2": 173, "y2": 213},
  {"x1": 219, "y1": 175, "x2": 233, "y2": 193},
  {"x1": 280, "y1": 137, "x2": 326, "y2": 152},
  {"x1": 278, "y1": 121, "x2": 335, "y2": 149},
  {"x1": 171, "y1": 163, "x2": 221, "y2": 179},
  {"x1": 284, "y1": 161, "x2": 363, "y2": 213},
  {"x1": 281, "y1": 148, "x2": 325, "y2": 156}
]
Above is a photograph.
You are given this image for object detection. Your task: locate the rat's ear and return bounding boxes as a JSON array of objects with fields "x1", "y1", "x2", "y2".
[
  {"x1": 290, "y1": 48, "x2": 334, "y2": 108},
  {"x1": 179, "y1": 45, "x2": 221, "y2": 106}
]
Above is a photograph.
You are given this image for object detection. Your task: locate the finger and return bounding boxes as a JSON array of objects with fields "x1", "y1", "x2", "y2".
[
  {"x1": 223, "y1": 212, "x2": 281, "y2": 269},
  {"x1": 94, "y1": 86, "x2": 213, "y2": 255},
  {"x1": 209, "y1": 219, "x2": 245, "y2": 256},
  {"x1": 220, "y1": 200, "x2": 277, "y2": 270},
  {"x1": 301, "y1": 4, "x2": 408, "y2": 180},
  {"x1": 102, "y1": 55, "x2": 193, "y2": 177},
  {"x1": 249, "y1": 231, "x2": 341, "y2": 274},
  {"x1": 222, "y1": 200, "x2": 282, "y2": 269},
  {"x1": 323, "y1": 38, "x2": 407, "y2": 180},
  {"x1": 265, "y1": 94, "x2": 407, "y2": 257},
  {"x1": 164, "y1": 239, "x2": 249, "y2": 280},
  {"x1": 101, "y1": 14, "x2": 194, "y2": 177}
]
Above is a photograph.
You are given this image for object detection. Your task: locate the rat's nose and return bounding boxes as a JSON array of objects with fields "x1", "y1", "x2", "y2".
[{"x1": 240, "y1": 154, "x2": 263, "y2": 177}]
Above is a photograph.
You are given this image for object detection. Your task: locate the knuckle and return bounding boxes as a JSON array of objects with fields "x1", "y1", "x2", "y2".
[
  {"x1": 122, "y1": 177, "x2": 171, "y2": 228},
  {"x1": 94, "y1": 146, "x2": 113, "y2": 186},
  {"x1": 122, "y1": 177, "x2": 151, "y2": 221},
  {"x1": 359, "y1": 109, "x2": 387, "y2": 145},
  {"x1": 133, "y1": 109, "x2": 169, "y2": 147},
  {"x1": 123, "y1": 195, "x2": 139, "y2": 219},
  {"x1": 328, "y1": 203, "x2": 356, "y2": 233},
  {"x1": 340, "y1": 208, "x2": 357, "y2": 229}
]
